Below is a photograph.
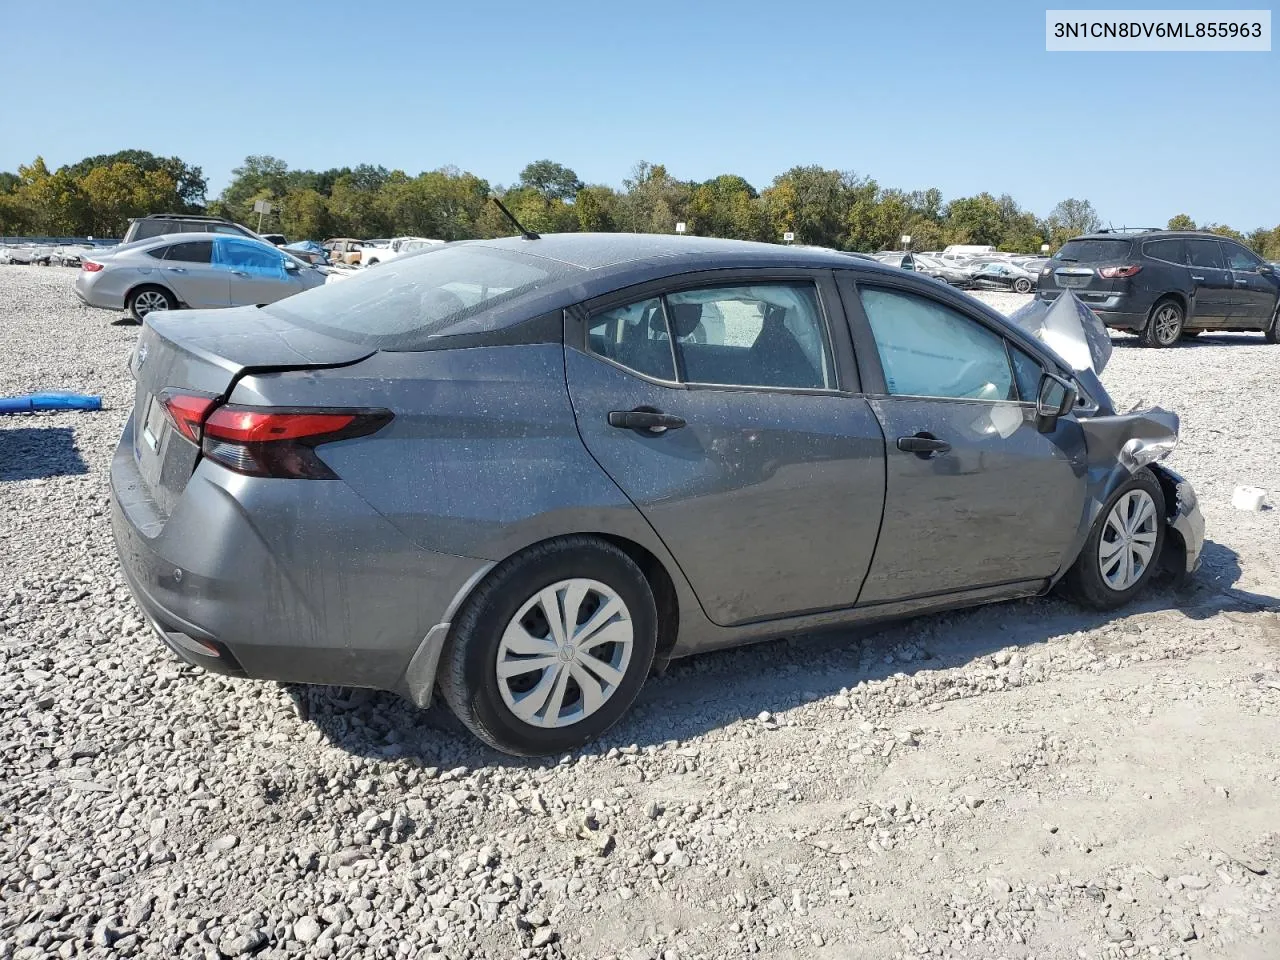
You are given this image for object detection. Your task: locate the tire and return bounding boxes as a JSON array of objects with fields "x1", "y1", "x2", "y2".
[
  {"x1": 364, "y1": 259, "x2": 378, "y2": 267},
  {"x1": 1139, "y1": 298, "x2": 1183, "y2": 348},
  {"x1": 1265, "y1": 301, "x2": 1280, "y2": 344},
  {"x1": 1014, "y1": 277, "x2": 1033, "y2": 294},
  {"x1": 127, "y1": 285, "x2": 176, "y2": 323},
  {"x1": 438, "y1": 536, "x2": 658, "y2": 756},
  {"x1": 1061, "y1": 469, "x2": 1166, "y2": 611}
]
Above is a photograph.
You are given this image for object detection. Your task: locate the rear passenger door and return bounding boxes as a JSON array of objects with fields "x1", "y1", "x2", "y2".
[
  {"x1": 158, "y1": 240, "x2": 229, "y2": 308},
  {"x1": 564, "y1": 271, "x2": 887, "y2": 627},
  {"x1": 1185, "y1": 238, "x2": 1232, "y2": 326}
]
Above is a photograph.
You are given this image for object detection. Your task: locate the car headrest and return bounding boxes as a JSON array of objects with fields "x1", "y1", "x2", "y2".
[{"x1": 668, "y1": 302, "x2": 703, "y2": 338}]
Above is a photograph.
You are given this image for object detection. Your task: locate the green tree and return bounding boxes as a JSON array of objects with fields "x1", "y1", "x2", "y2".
[
  {"x1": 78, "y1": 162, "x2": 179, "y2": 236},
  {"x1": 1166, "y1": 213, "x2": 1196, "y2": 231},
  {"x1": 12, "y1": 157, "x2": 85, "y2": 234},
  {"x1": 280, "y1": 187, "x2": 331, "y2": 239},
  {"x1": 1046, "y1": 198, "x2": 1102, "y2": 239},
  {"x1": 573, "y1": 185, "x2": 619, "y2": 232},
  {"x1": 519, "y1": 160, "x2": 583, "y2": 202},
  {"x1": 213, "y1": 155, "x2": 292, "y2": 225},
  {"x1": 761, "y1": 166, "x2": 851, "y2": 248},
  {"x1": 64, "y1": 150, "x2": 206, "y2": 210},
  {"x1": 944, "y1": 193, "x2": 1005, "y2": 246}
]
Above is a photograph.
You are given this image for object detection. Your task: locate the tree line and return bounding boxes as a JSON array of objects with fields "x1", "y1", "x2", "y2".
[{"x1": 2, "y1": 150, "x2": 1278, "y2": 259}]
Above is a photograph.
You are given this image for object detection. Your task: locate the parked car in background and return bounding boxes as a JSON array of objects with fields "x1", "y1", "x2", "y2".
[
  {"x1": 282, "y1": 240, "x2": 331, "y2": 266},
  {"x1": 913, "y1": 254, "x2": 975, "y2": 287},
  {"x1": 121, "y1": 214, "x2": 260, "y2": 245},
  {"x1": 361, "y1": 236, "x2": 445, "y2": 267},
  {"x1": 324, "y1": 238, "x2": 365, "y2": 265},
  {"x1": 76, "y1": 232, "x2": 326, "y2": 321},
  {"x1": 874, "y1": 251, "x2": 916, "y2": 271},
  {"x1": 971, "y1": 260, "x2": 1038, "y2": 294},
  {"x1": 1037, "y1": 230, "x2": 1280, "y2": 346},
  {"x1": 109, "y1": 233, "x2": 1202, "y2": 756},
  {"x1": 261, "y1": 233, "x2": 287, "y2": 247}
]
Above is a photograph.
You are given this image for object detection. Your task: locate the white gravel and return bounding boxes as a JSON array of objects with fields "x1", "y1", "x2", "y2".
[{"x1": 2, "y1": 267, "x2": 1280, "y2": 960}]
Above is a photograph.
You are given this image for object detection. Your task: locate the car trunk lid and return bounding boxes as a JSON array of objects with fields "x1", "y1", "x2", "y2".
[{"x1": 128, "y1": 306, "x2": 376, "y2": 518}]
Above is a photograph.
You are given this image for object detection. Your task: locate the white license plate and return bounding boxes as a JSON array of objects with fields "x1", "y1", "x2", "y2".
[{"x1": 142, "y1": 395, "x2": 167, "y2": 452}]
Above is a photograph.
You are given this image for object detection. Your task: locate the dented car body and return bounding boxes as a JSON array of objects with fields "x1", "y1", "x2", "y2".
[{"x1": 109, "y1": 235, "x2": 1204, "y2": 755}]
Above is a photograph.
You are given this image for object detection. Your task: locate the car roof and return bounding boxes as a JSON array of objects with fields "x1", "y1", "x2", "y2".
[
  {"x1": 1067, "y1": 230, "x2": 1238, "y2": 243},
  {"x1": 133, "y1": 214, "x2": 234, "y2": 223},
  {"x1": 132, "y1": 232, "x2": 268, "y2": 247},
  {"x1": 462, "y1": 232, "x2": 888, "y2": 274}
]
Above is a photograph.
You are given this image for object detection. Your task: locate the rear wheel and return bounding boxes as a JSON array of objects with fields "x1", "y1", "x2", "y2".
[
  {"x1": 126, "y1": 286, "x2": 176, "y2": 323},
  {"x1": 1014, "y1": 277, "x2": 1033, "y2": 294},
  {"x1": 438, "y1": 537, "x2": 658, "y2": 756},
  {"x1": 1062, "y1": 469, "x2": 1166, "y2": 611},
  {"x1": 1139, "y1": 298, "x2": 1183, "y2": 347}
]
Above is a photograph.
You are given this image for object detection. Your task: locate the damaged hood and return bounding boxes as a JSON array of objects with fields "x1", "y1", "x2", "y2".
[{"x1": 1008, "y1": 290, "x2": 1113, "y2": 376}]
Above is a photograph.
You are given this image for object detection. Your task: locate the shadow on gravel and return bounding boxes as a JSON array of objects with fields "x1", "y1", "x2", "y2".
[
  {"x1": 0, "y1": 426, "x2": 89, "y2": 481},
  {"x1": 288, "y1": 537, "x2": 1278, "y2": 772},
  {"x1": 1110, "y1": 332, "x2": 1270, "y2": 349}
]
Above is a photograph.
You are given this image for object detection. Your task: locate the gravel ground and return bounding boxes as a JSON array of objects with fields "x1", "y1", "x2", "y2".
[{"x1": 2, "y1": 267, "x2": 1279, "y2": 960}]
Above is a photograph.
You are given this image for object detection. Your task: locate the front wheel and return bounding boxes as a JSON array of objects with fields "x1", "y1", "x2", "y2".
[
  {"x1": 1061, "y1": 470, "x2": 1166, "y2": 611},
  {"x1": 1265, "y1": 301, "x2": 1280, "y2": 344},
  {"x1": 1139, "y1": 299, "x2": 1183, "y2": 347},
  {"x1": 1014, "y1": 277, "x2": 1033, "y2": 294},
  {"x1": 438, "y1": 537, "x2": 658, "y2": 756}
]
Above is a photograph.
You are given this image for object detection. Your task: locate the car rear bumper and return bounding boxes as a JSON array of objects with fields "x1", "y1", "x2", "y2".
[
  {"x1": 1040, "y1": 290, "x2": 1148, "y2": 330},
  {"x1": 74, "y1": 275, "x2": 124, "y2": 311},
  {"x1": 109, "y1": 417, "x2": 490, "y2": 695}
]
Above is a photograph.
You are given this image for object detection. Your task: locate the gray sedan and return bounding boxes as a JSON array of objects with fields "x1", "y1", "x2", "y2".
[
  {"x1": 110, "y1": 234, "x2": 1203, "y2": 756},
  {"x1": 76, "y1": 232, "x2": 325, "y2": 322}
]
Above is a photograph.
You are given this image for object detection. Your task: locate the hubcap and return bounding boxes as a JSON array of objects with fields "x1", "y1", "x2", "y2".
[
  {"x1": 1098, "y1": 489, "x2": 1158, "y2": 591},
  {"x1": 1153, "y1": 306, "x2": 1180, "y2": 344},
  {"x1": 495, "y1": 578, "x2": 634, "y2": 728},
  {"x1": 135, "y1": 291, "x2": 169, "y2": 317}
]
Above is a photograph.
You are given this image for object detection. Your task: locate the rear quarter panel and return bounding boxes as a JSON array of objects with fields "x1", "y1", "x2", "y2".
[{"x1": 229, "y1": 346, "x2": 686, "y2": 568}]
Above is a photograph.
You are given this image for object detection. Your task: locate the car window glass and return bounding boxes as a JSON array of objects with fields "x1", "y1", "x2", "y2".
[
  {"x1": 587, "y1": 297, "x2": 676, "y2": 381},
  {"x1": 1008, "y1": 344, "x2": 1043, "y2": 403},
  {"x1": 211, "y1": 224, "x2": 242, "y2": 235},
  {"x1": 859, "y1": 287, "x2": 1016, "y2": 401},
  {"x1": 215, "y1": 238, "x2": 285, "y2": 275},
  {"x1": 1186, "y1": 239, "x2": 1225, "y2": 270},
  {"x1": 1224, "y1": 243, "x2": 1262, "y2": 271},
  {"x1": 144, "y1": 246, "x2": 169, "y2": 260},
  {"x1": 666, "y1": 283, "x2": 835, "y2": 390},
  {"x1": 163, "y1": 240, "x2": 214, "y2": 264},
  {"x1": 1143, "y1": 238, "x2": 1185, "y2": 264}
]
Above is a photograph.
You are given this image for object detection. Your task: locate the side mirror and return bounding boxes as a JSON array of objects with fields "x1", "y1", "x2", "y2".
[
  {"x1": 1259, "y1": 263, "x2": 1275, "y2": 277},
  {"x1": 1035, "y1": 371, "x2": 1077, "y2": 433},
  {"x1": 283, "y1": 260, "x2": 300, "y2": 273}
]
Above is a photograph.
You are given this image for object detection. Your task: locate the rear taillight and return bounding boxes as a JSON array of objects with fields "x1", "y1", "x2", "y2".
[
  {"x1": 82, "y1": 260, "x2": 103, "y2": 272},
  {"x1": 200, "y1": 406, "x2": 392, "y2": 479},
  {"x1": 161, "y1": 392, "x2": 218, "y2": 444},
  {"x1": 1098, "y1": 264, "x2": 1142, "y2": 279}
]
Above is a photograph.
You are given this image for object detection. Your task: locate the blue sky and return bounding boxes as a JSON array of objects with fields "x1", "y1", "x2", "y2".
[{"x1": 1, "y1": 0, "x2": 1276, "y2": 228}]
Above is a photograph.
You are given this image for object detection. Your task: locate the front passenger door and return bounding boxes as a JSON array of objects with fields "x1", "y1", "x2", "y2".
[
  {"x1": 1221, "y1": 242, "x2": 1277, "y2": 328},
  {"x1": 215, "y1": 237, "x2": 300, "y2": 306},
  {"x1": 845, "y1": 282, "x2": 1088, "y2": 604}
]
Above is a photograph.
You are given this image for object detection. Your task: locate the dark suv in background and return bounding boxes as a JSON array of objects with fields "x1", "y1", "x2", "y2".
[
  {"x1": 121, "y1": 214, "x2": 259, "y2": 245},
  {"x1": 1037, "y1": 230, "x2": 1280, "y2": 347}
]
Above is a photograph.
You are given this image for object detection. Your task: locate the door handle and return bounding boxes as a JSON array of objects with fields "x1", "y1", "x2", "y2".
[
  {"x1": 232, "y1": 270, "x2": 249, "y2": 278},
  {"x1": 1190, "y1": 275, "x2": 1205, "y2": 282},
  {"x1": 608, "y1": 408, "x2": 686, "y2": 434},
  {"x1": 897, "y1": 433, "x2": 951, "y2": 457},
  {"x1": 165, "y1": 267, "x2": 187, "y2": 274},
  {"x1": 1235, "y1": 279, "x2": 1249, "y2": 285}
]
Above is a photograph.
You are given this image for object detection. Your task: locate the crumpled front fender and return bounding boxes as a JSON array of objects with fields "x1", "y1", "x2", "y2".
[{"x1": 1054, "y1": 409, "x2": 1204, "y2": 586}]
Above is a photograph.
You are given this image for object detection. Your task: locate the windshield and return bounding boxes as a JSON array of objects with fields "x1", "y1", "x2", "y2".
[
  {"x1": 264, "y1": 243, "x2": 578, "y2": 348},
  {"x1": 1055, "y1": 239, "x2": 1132, "y2": 263}
]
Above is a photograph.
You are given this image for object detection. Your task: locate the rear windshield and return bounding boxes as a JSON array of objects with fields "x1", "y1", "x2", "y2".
[
  {"x1": 1054, "y1": 239, "x2": 1132, "y2": 263},
  {"x1": 264, "y1": 244, "x2": 579, "y2": 349}
]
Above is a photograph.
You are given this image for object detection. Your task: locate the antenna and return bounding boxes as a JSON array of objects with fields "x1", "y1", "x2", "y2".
[{"x1": 490, "y1": 196, "x2": 540, "y2": 240}]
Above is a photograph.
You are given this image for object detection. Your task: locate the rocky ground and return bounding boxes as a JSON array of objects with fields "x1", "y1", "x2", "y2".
[{"x1": 1, "y1": 266, "x2": 1279, "y2": 960}]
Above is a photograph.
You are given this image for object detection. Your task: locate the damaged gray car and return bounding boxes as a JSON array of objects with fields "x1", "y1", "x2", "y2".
[{"x1": 110, "y1": 235, "x2": 1204, "y2": 756}]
